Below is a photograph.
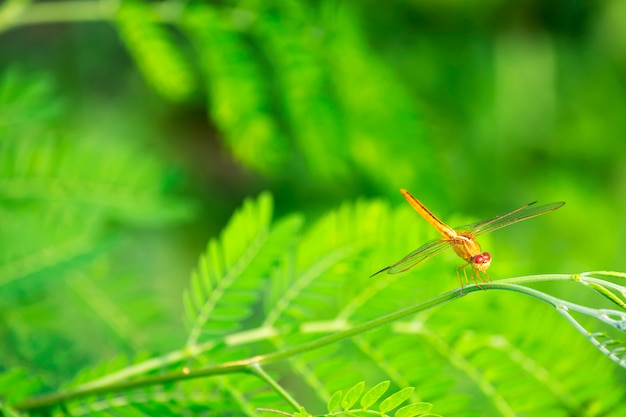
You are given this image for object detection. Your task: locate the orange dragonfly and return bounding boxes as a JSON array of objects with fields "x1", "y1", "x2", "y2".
[{"x1": 371, "y1": 189, "x2": 565, "y2": 289}]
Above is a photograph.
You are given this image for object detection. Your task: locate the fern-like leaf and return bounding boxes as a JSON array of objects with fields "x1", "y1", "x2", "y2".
[
  {"x1": 251, "y1": 1, "x2": 348, "y2": 180},
  {"x1": 321, "y1": 3, "x2": 433, "y2": 189},
  {"x1": 184, "y1": 192, "x2": 302, "y2": 347},
  {"x1": 115, "y1": 1, "x2": 195, "y2": 101},
  {"x1": 0, "y1": 136, "x2": 192, "y2": 225},
  {"x1": 323, "y1": 381, "x2": 434, "y2": 417},
  {"x1": 0, "y1": 369, "x2": 42, "y2": 405},
  {"x1": 0, "y1": 68, "x2": 62, "y2": 141},
  {"x1": 183, "y1": 5, "x2": 287, "y2": 176},
  {"x1": 0, "y1": 204, "x2": 103, "y2": 288}
]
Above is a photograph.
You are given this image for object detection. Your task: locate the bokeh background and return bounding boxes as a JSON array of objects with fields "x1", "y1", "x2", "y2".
[{"x1": 1, "y1": 0, "x2": 626, "y2": 414}]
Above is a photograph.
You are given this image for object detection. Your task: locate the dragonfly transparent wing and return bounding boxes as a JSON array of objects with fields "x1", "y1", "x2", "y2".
[
  {"x1": 457, "y1": 201, "x2": 565, "y2": 237},
  {"x1": 371, "y1": 238, "x2": 455, "y2": 277}
]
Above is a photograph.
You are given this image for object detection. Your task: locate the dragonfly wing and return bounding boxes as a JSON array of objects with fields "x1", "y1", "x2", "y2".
[
  {"x1": 457, "y1": 201, "x2": 565, "y2": 236},
  {"x1": 386, "y1": 238, "x2": 454, "y2": 274}
]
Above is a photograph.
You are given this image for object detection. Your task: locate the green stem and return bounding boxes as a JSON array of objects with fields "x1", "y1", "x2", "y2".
[
  {"x1": 14, "y1": 360, "x2": 254, "y2": 413},
  {"x1": 14, "y1": 286, "x2": 466, "y2": 412},
  {"x1": 13, "y1": 274, "x2": 580, "y2": 414},
  {"x1": 70, "y1": 273, "x2": 580, "y2": 391},
  {"x1": 498, "y1": 273, "x2": 574, "y2": 286},
  {"x1": 251, "y1": 364, "x2": 302, "y2": 411}
]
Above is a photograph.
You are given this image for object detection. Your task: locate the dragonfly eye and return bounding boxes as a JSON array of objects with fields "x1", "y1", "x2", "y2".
[{"x1": 473, "y1": 252, "x2": 492, "y2": 266}]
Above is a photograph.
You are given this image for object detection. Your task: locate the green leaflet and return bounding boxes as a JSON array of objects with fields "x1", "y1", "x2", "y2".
[
  {"x1": 341, "y1": 381, "x2": 364, "y2": 410},
  {"x1": 379, "y1": 387, "x2": 414, "y2": 414},
  {"x1": 327, "y1": 390, "x2": 342, "y2": 413},
  {"x1": 587, "y1": 282, "x2": 626, "y2": 309},
  {"x1": 395, "y1": 402, "x2": 433, "y2": 417},
  {"x1": 321, "y1": 382, "x2": 434, "y2": 417},
  {"x1": 360, "y1": 381, "x2": 390, "y2": 409}
]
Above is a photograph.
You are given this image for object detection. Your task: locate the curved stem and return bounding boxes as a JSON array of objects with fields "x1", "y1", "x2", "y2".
[
  {"x1": 250, "y1": 364, "x2": 302, "y2": 411},
  {"x1": 13, "y1": 274, "x2": 583, "y2": 413},
  {"x1": 497, "y1": 273, "x2": 575, "y2": 286},
  {"x1": 14, "y1": 286, "x2": 466, "y2": 412}
]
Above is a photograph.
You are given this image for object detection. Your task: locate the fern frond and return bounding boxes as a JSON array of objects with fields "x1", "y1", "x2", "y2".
[
  {"x1": 256, "y1": 200, "x2": 451, "y2": 412},
  {"x1": 184, "y1": 192, "x2": 302, "y2": 347},
  {"x1": 64, "y1": 262, "x2": 178, "y2": 352},
  {"x1": 183, "y1": 5, "x2": 288, "y2": 176},
  {"x1": 391, "y1": 292, "x2": 626, "y2": 416},
  {"x1": 0, "y1": 204, "x2": 103, "y2": 288},
  {"x1": 0, "y1": 68, "x2": 62, "y2": 141},
  {"x1": 302, "y1": 380, "x2": 435, "y2": 417},
  {"x1": 553, "y1": 296, "x2": 626, "y2": 370},
  {"x1": 264, "y1": 200, "x2": 396, "y2": 327},
  {"x1": 115, "y1": 1, "x2": 195, "y2": 101},
  {"x1": 350, "y1": 326, "x2": 472, "y2": 417},
  {"x1": 251, "y1": 1, "x2": 348, "y2": 180},
  {"x1": 0, "y1": 369, "x2": 43, "y2": 405},
  {"x1": 0, "y1": 136, "x2": 192, "y2": 225},
  {"x1": 320, "y1": 3, "x2": 433, "y2": 189},
  {"x1": 255, "y1": 202, "x2": 376, "y2": 406}
]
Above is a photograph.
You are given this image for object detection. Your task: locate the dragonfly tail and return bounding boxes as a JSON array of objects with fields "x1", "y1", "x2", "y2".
[{"x1": 370, "y1": 266, "x2": 390, "y2": 278}]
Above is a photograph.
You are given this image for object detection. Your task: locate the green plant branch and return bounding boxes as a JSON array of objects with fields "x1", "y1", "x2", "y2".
[
  {"x1": 14, "y1": 286, "x2": 463, "y2": 413},
  {"x1": 14, "y1": 272, "x2": 626, "y2": 414},
  {"x1": 250, "y1": 364, "x2": 302, "y2": 411}
]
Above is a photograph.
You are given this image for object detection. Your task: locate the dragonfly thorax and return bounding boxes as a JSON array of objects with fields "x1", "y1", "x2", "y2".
[{"x1": 452, "y1": 232, "x2": 483, "y2": 263}]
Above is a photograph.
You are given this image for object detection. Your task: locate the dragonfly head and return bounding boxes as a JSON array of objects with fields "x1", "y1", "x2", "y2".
[{"x1": 472, "y1": 252, "x2": 492, "y2": 272}]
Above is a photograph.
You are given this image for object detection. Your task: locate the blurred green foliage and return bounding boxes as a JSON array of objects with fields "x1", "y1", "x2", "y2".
[{"x1": 1, "y1": 0, "x2": 626, "y2": 416}]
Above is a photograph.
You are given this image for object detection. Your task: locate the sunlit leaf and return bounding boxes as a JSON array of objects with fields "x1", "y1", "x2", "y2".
[
  {"x1": 360, "y1": 380, "x2": 390, "y2": 409},
  {"x1": 327, "y1": 390, "x2": 342, "y2": 413},
  {"x1": 341, "y1": 381, "x2": 364, "y2": 410},
  {"x1": 395, "y1": 402, "x2": 433, "y2": 417},
  {"x1": 379, "y1": 387, "x2": 415, "y2": 413}
]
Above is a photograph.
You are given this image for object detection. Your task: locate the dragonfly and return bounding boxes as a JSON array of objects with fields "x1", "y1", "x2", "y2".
[{"x1": 371, "y1": 189, "x2": 565, "y2": 290}]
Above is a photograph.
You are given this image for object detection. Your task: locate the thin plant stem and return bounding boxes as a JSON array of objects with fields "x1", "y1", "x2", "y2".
[
  {"x1": 14, "y1": 287, "x2": 465, "y2": 412},
  {"x1": 250, "y1": 364, "x2": 302, "y2": 411},
  {"x1": 13, "y1": 274, "x2": 583, "y2": 413}
]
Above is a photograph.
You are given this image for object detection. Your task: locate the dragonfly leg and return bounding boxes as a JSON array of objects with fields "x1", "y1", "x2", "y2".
[
  {"x1": 476, "y1": 270, "x2": 491, "y2": 285},
  {"x1": 456, "y1": 263, "x2": 470, "y2": 294},
  {"x1": 468, "y1": 267, "x2": 486, "y2": 290}
]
